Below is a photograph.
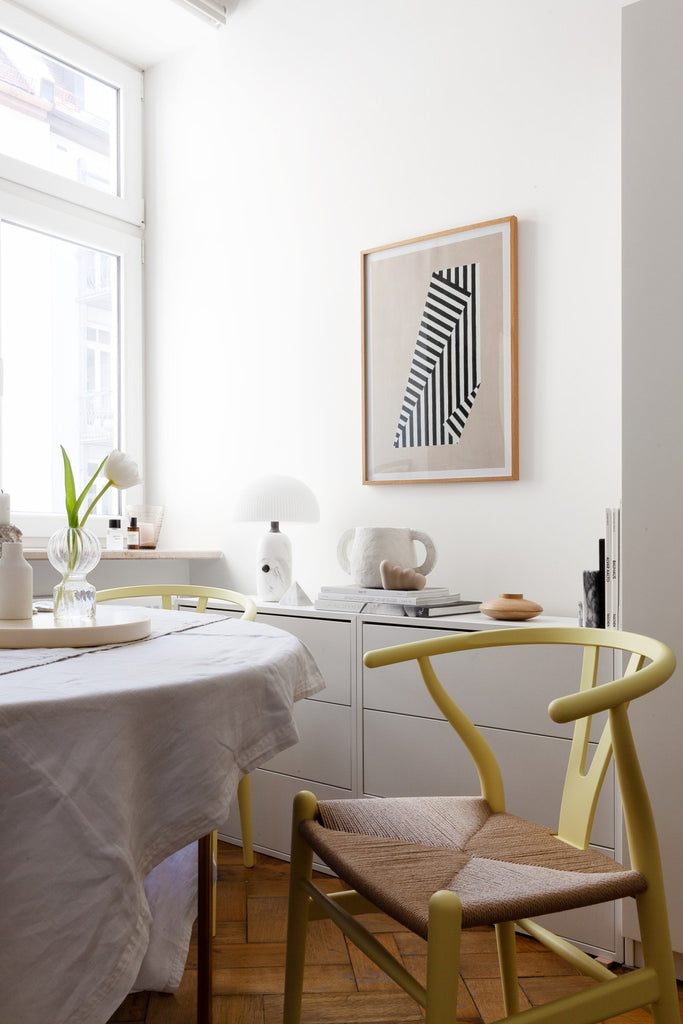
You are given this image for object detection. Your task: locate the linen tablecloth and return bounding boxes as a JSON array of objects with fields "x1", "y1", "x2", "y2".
[{"x1": 0, "y1": 608, "x2": 325, "y2": 1024}]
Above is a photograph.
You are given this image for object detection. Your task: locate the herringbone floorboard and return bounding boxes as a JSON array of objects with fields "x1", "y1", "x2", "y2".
[{"x1": 108, "y1": 842, "x2": 683, "y2": 1024}]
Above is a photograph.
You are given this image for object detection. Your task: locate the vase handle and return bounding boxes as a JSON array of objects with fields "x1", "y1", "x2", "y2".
[
  {"x1": 337, "y1": 529, "x2": 355, "y2": 575},
  {"x1": 410, "y1": 530, "x2": 437, "y2": 576}
]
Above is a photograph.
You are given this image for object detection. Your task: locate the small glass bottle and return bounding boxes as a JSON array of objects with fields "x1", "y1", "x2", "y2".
[
  {"x1": 127, "y1": 516, "x2": 140, "y2": 550},
  {"x1": 106, "y1": 517, "x2": 124, "y2": 551}
]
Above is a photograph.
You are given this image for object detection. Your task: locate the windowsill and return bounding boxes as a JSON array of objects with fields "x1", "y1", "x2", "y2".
[{"x1": 24, "y1": 549, "x2": 223, "y2": 561}]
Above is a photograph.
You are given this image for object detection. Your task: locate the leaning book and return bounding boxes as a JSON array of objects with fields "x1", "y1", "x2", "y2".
[{"x1": 605, "y1": 506, "x2": 621, "y2": 629}]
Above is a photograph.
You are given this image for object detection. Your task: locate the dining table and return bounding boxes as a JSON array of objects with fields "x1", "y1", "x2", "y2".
[{"x1": 0, "y1": 605, "x2": 326, "y2": 1024}]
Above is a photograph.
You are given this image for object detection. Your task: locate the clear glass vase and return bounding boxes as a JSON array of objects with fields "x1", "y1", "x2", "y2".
[{"x1": 47, "y1": 526, "x2": 101, "y2": 623}]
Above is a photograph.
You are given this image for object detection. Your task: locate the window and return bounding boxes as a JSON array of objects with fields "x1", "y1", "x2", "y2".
[
  {"x1": 0, "y1": 2, "x2": 143, "y2": 540},
  {"x1": 0, "y1": 28, "x2": 119, "y2": 198},
  {"x1": 1, "y1": 220, "x2": 122, "y2": 517}
]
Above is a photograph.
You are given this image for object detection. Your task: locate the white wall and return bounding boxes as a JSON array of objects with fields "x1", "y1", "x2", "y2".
[
  {"x1": 622, "y1": 0, "x2": 683, "y2": 954},
  {"x1": 143, "y1": 0, "x2": 623, "y2": 613}
]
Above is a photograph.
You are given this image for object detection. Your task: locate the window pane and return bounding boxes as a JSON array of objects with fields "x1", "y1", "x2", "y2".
[
  {"x1": 0, "y1": 30, "x2": 118, "y2": 196},
  {"x1": 1, "y1": 221, "x2": 121, "y2": 516}
]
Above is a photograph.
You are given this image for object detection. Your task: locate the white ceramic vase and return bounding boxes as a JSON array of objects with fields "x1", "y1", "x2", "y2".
[
  {"x1": 337, "y1": 527, "x2": 437, "y2": 588},
  {"x1": 0, "y1": 540, "x2": 33, "y2": 619}
]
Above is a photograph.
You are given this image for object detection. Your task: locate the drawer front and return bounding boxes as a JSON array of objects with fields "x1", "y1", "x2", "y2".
[
  {"x1": 531, "y1": 896, "x2": 615, "y2": 957},
  {"x1": 259, "y1": 613, "x2": 352, "y2": 705},
  {"x1": 262, "y1": 698, "x2": 352, "y2": 788},
  {"x1": 362, "y1": 623, "x2": 610, "y2": 741},
  {"x1": 363, "y1": 709, "x2": 615, "y2": 849},
  {"x1": 220, "y1": 768, "x2": 351, "y2": 865}
]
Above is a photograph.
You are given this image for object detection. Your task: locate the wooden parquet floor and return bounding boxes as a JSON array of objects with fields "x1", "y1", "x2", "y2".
[{"x1": 109, "y1": 841, "x2": 683, "y2": 1024}]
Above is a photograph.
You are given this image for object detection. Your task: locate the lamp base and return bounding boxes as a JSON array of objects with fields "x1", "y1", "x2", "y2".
[{"x1": 256, "y1": 528, "x2": 292, "y2": 601}]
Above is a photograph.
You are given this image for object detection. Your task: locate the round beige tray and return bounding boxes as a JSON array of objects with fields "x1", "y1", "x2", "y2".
[{"x1": 0, "y1": 605, "x2": 152, "y2": 648}]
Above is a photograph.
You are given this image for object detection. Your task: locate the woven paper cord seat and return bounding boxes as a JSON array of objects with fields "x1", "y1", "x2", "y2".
[
  {"x1": 301, "y1": 795, "x2": 647, "y2": 937},
  {"x1": 283, "y1": 626, "x2": 679, "y2": 1024}
]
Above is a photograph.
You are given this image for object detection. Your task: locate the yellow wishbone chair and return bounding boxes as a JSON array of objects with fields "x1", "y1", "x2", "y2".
[
  {"x1": 96, "y1": 584, "x2": 257, "y2": 871},
  {"x1": 283, "y1": 626, "x2": 678, "y2": 1024},
  {"x1": 96, "y1": 584, "x2": 258, "y2": 1024}
]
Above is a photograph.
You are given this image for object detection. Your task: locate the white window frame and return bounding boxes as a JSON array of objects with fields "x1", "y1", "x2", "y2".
[
  {"x1": 0, "y1": 0, "x2": 143, "y2": 226},
  {"x1": 0, "y1": 3, "x2": 144, "y2": 543}
]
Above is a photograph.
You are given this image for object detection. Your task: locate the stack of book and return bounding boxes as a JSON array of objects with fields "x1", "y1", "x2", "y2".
[
  {"x1": 314, "y1": 585, "x2": 482, "y2": 617},
  {"x1": 580, "y1": 506, "x2": 621, "y2": 629}
]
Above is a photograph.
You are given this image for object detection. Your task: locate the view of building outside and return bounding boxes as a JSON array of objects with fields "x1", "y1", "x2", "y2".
[
  {"x1": 0, "y1": 30, "x2": 121, "y2": 515},
  {"x1": 0, "y1": 29, "x2": 118, "y2": 194},
  {"x1": 1, "y1": 225, "x2": 120, "y2": 516}
]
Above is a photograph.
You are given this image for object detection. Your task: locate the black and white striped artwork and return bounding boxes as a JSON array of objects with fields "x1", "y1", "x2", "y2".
[{"x1": 393, "y1": 264, "x2": 480, "y2": 448}]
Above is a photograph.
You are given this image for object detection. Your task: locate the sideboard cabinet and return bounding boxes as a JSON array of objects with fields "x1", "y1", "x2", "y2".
[
  {"x1": 214, "y1": 603, "x2": 619, "y2": 959},
  {"x1": 221, "y1": 610, "x2": 355, "y2": 861}
]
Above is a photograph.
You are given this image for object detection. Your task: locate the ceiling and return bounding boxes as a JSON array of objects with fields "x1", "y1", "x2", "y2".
[
  {"x1": 10, "y1": 0, "x2": 639, "y2": 73},
  {"x1": 7, "y1": 0, "x2": 230, "y2": 69}
]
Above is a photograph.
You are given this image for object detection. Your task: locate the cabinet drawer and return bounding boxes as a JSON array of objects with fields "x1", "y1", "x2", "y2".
[
  {"x1": 259, "y1": 613, "x2": 352, "y2": 705},
  {"x1": 363, "y1": 709, "x2": 615, "y2": 849},
  {"x1": 531, "y1": 897, "x2": 615, "y2": 957},
  {"x1": 262, "y1": 699, "x2": 352, "y2": 788},
  {"x1": 220, "y1": 768, "x2": 351, "y2": 866},
  {"x1": 363, "y1": 623, "x2": 610, "y2": 741}
]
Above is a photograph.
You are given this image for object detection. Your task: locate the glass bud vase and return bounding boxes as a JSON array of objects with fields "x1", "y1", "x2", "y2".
[{"x1": 47, "y1": 526, "x2": 101, "y2": 623}]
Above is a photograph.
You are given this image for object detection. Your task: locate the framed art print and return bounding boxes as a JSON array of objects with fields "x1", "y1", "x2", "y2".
[{"x1": 362, "y1": 216, "x2": 518, "y2": 484}]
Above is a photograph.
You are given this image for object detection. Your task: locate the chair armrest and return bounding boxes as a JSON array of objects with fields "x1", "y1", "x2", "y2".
[
  {"x1": 363, "y1": 626, "x2": 676, "y2": 726},
  {"x1": 549, "y1": 639, "x2": 675, "y2": 723}
]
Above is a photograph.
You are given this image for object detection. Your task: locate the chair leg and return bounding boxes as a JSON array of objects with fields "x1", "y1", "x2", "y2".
[
  {"x1": 283, "y1": 791, "x2": 318, "y2": 1024},
  {"x1": 238, "y1": 773, "x2": 254, "y2": 868},
  {"x1": 635, "y1": 889, "x2": 679, "y2": 1024},
  {"x1": 197, "y1": 833, "x2": 214, "y2": 1024},
  {"x1": 425, "y1": 890, "x2": 462, "y2": 1024},
  {"x1": 495, "y1": 920, "x2": 520, "y2": 1015}
]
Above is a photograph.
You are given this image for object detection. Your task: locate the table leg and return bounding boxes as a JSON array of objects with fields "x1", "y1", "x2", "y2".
[{"x1": 197, "y1": 833, "x2": 213, "y2": 1024}]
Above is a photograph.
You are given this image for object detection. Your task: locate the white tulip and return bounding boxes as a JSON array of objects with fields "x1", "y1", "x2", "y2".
[
  {"x1": 103, "y1": 450, "x2": 142, "y2": 489},
  {"x1": 60, "y1": 444, "x2": 143, "y2": 527}
]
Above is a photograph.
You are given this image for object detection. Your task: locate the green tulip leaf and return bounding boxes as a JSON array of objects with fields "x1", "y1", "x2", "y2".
[{"x1": 60, "y1": 445, "x2": 78, "y2": 527}]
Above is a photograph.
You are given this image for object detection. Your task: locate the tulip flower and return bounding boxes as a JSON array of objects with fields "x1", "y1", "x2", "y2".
[
  {"x1": 102, "y1": 450, "x2": 142, "y2": 490},
  {"x1": 60, "y1": 445, "x2": 142, "y2": 527}
]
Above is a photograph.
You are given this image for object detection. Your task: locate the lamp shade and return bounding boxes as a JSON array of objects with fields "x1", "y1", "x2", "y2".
[{"x1": 234, "y1": 475, "x2": 319, "y2": 524}]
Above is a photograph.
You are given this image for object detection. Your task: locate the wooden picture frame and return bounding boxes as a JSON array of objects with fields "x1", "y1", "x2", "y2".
[{"x1": 362, "y1": 216, "x2": 518, "y2": 484}]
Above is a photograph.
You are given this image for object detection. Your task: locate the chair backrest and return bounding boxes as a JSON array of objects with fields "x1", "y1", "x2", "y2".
[
  {"x1": 363, "y1": 626, "x2": 675, "y2": 873},
  {"x1": 96, "y1": 584, "x2": 256, "y2": 620}
]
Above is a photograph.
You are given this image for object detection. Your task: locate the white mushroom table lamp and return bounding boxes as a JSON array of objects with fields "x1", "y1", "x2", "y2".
[{"x1": 235, "y1": 475, "x2": 319, "y2": 601}]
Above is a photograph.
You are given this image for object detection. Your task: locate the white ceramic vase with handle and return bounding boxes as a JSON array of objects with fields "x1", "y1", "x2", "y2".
[{"x1": 337, "y1": 527, "x2": 437, "y2": 589}]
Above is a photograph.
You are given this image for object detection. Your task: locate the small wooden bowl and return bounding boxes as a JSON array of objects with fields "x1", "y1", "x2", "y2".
[{"x1": 479, "y1": 593, "x2": 543, "y2": 621}]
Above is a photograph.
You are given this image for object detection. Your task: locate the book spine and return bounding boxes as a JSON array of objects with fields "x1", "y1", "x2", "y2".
[
  {"x1": 314, "y1": 599, "x2": 368, "y2": 613},
  {"x1": 409, "y1": 605, "x2": 481, "y2": 617},
  {"x1": 319, "y1": 586, "x2": 450, "y2": 598},
  {"x1": 603, "y1": 506, "x2": 622, "y2": 629},
  {"x1": 605, "y1": 508, "x2": 613, "y2": 628},
  {"x1": 611, "y1": 507, "x2": 621, "y2": 629},
  {"x1": 317, "y1": 591, "x2": 460, "y2": 607},
  {"x1": 598, "y1": 537, "x2": 606, "y2": 628}
]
